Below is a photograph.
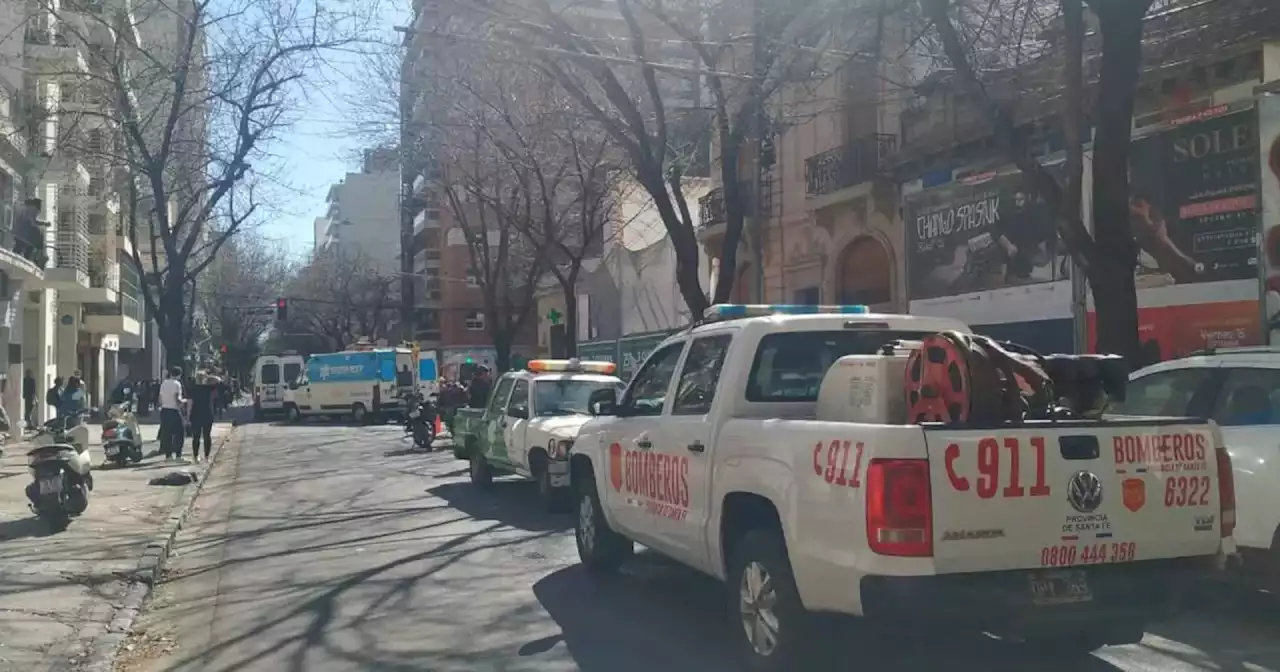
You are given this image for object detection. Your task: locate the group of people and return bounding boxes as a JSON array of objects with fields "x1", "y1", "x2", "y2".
[
  {"x1": 156, "y1": 366, "x2": 233, "y2": 463},
  {"x1": 435, "y1": 366, "x2": 494, "y2": 434},
  {"x1": 22, "y1": 370, "x2": 88, "y2": 427}
]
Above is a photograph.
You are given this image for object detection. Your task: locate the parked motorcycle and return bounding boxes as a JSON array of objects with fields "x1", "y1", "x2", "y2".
[
  {"x1": 405, "y1": 392, "x2": 437, "y2": 450},
  {"x1": 25, "y1": 411, "x2": 93, "y2": 532},
  {"x1": 102, "y1": 397, "x2": 144, "y2": 467}
]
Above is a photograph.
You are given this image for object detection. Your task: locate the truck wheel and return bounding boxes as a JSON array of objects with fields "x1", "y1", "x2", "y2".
[
  {"x1": 728, "y1": 530, "x2": 812, "y2": 671},
  {"x1": 351, "y1": 403, "x2": 368, "y2": 424},
  {"x1": 285, "y1": 405, "x2": 301, "y2": 423},
  {"x1": 575, "y1": 478, "x2": 632, "y2": 573},
  {"x1": 469, "y1": 452, "x2": 492, "y2": 487},
  {"x1": 537, "y1": 464, "x2": 571, "y2": 513}
]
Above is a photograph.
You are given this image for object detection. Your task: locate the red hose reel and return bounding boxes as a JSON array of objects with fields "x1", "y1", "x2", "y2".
[{"x1": 904, "y1": 331, "x2": 1053, "y2": 425}]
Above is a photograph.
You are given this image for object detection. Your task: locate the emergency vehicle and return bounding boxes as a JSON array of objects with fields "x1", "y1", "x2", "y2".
[
  {"x1": 252, "y1": 352, "x2": 305, "y2": 419},
  {"x1": 568, "y1": 304, "x2": 1237, "y2": 670},
  {"x1": 453, "y1": 359, "x2": 624, "y2": 511},
  {"x1": 283, "y1": 347, "x2": 415, "y2": 423}
]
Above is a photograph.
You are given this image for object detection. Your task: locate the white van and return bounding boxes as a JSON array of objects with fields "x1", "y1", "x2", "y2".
[
  {"x1": 283, "y1": 347, "x2": 416, "y2": 423},
  {"x1": 252, "y1": 352, "x2": 305, "y2": 419}
]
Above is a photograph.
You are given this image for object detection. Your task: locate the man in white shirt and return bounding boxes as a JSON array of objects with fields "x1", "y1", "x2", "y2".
[{"x1": 159, "y1": 366, "x2": 186, "y2": 461}]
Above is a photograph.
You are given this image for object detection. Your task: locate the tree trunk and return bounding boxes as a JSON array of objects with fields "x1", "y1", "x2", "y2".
[
  {"x1": 1084, "y1": 0, "x2": 1150, "y2": 363},
  {"x1": 493, "y1": 330, "x2": 512, "y2": 373},
  {"x1": 159, "y1": 285, "x2": 188, "y2": 372},
  {"x1": 562, "y1": 292, "x2": 579, "y2": 359}
]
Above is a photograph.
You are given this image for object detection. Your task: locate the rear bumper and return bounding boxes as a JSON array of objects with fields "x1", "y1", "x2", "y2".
[{"x1": 859, "y1": 557, "x2": 1220, "y2": 635}]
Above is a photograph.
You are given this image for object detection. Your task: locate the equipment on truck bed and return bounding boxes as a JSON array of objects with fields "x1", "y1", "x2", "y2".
[{"x1": 899, "y1": 332, "x2": 1128, "y2": 425}]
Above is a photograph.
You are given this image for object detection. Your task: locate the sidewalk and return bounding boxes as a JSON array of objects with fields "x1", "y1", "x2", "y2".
[{"x1": 0, "y1": 421, "x2": 233, "y2": 671}]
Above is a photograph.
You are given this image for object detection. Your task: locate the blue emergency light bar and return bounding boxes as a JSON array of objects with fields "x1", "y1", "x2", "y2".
[{"x1": 703, "y1": 303, "x2": 870, "y2": 321}]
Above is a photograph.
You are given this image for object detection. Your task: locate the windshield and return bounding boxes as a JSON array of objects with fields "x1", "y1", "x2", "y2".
[
  {"x1": 284, "y1": 363, "x2": 302, "y2": 384},
  {"x1": 534, "y1": 379, "x2": 620, "y2": 416}
]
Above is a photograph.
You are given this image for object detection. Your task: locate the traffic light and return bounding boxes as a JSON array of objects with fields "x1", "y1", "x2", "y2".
[
  {"x1": 220, "y1": 344, "x2": 228, "y2": 354},
  {"x1": 275, "y1": 298, "x2": 288, "y2": 321}
]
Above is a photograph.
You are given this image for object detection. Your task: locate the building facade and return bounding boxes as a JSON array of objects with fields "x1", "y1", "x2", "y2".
[{"x1": 318, "y1": 147, "x2": 401, "y2": 275}]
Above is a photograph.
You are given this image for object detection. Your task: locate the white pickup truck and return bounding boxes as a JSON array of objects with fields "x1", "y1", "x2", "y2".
[{"x1": 569, "y1": 304, "x2": 1236, "y2": 670}]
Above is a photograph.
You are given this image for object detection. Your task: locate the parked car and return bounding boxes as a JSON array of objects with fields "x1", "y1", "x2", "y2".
[{"x1": 1115, "y1": 345, "x2": 1278, "y2": 587}]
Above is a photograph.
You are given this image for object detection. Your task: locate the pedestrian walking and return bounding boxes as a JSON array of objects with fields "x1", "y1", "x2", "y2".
[
  {"x1": 59, "y1": 377, "x2": 86, "y2": 419},
  {"x1": 22, "y1": 369, "x2": 35, "y2": 428},
  {"x1": 188, "y1": 372, "x2": 217, "y2": 463},
  {"x1": 45, "y1": 377, "x2": 63, "y2": 421},
  {"x1": 158, "y1": 367, "x2": 186, "y2": 461}
]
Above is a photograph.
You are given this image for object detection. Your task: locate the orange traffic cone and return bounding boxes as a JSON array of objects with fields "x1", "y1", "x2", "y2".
[{"x1": 435, "y1": 415, "x2": 444, "y2": 436}]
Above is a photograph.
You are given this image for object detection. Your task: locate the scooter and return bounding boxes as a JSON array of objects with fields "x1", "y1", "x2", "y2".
[
  {"x1": 102, "y1": 397, "x2": 144, "y2": 467},
  {"x1": 25, "y1": 411, "x2": 93, "y2": 532},
  {"x1": 405, "y1": 392, "x2": 437, "y2": 450}
]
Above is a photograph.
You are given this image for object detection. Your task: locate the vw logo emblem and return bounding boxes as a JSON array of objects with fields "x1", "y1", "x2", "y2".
[{"x1": 1067, "y1": 471, "x2": 1103, "y2": 513}]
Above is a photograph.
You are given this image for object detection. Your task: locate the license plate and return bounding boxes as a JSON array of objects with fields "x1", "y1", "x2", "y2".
[
  {"x1": 105, "y1": 445, "x2": 119, "y2": 456},
  {"x1": 38, "y1": 477, "x2": 62, "y2": 495},
  {"x1": 1029, "y1": 570, "x2": 1092, "y2": 606}
]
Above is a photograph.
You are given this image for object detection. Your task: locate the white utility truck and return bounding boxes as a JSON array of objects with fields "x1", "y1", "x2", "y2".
[{"x1": 569, "y1": 304, "x2": 1237, "y2": 670}]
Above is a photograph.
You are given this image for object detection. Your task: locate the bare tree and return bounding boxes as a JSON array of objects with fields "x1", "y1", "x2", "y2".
[
  {"x1": 201, "y1": 232, "x2": 290, "y2": 379},
  {"x1": 18, "y1": 0, "x2": 377, "y2": 368},
  {"x1": 916, "y1": 0, "x2": 1161, "y2": 360},
  {"x1": 421, "y1": 0, "x2": 874, "y2": 316},
  {"x1": 279, "y1": 248, "x2": 399, "y2": 352}
]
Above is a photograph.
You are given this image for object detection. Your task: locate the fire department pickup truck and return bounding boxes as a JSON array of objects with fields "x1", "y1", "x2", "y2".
[
  {"x1": 569, "y1": 304, "x2": 1237, "y2": 670},
  {"x1": 453, "y1": 359, "x2": 624, "y2": 511}
]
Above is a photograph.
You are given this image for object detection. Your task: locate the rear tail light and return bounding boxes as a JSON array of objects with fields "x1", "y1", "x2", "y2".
[
  {"x1": 866, "y1": 458, "x2": 933, "y2": 557},
  {"x1": 1216, "y1": 446, "x2": 1236, "y2": 539}
]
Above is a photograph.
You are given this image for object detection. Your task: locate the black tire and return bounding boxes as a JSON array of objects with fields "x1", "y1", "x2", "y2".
[
  {"x1": 112, "y1": 455, "x2": 129, "y2": 469},
  {"x1": 351, "y1": 403, "x2": 368, "y2": 424},
  {"x1": 727, "y1": 530, "x2": 813, "y2": 671},
  {"x1": 285, "y1": 405, "x2": 301, "y2": 423},
  {"x1": 252, "y1": 404, "x2": 263, "y2": 421},
  {"x1": 469, "y1": 452, "x2": 492, "y2": 486},
  {"x1": 575, "y1": 476, "x2": 632, "y2": 573},
  {"x1": 537, "y1": 462, "x2": 571, "y2": 513}
]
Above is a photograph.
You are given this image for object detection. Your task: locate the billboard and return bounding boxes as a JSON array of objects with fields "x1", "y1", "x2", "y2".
[
  {"x1": 1261, "y1": 96, "x2": 1280, "y2": 342},
  {"x1": 1086, "y1": 300, "x2": 1260, "y2": 367},
  {"x1": 1127, "y1": 107, "x2": 1259, "y2": 287},
  {"x1": 904, "y1": 171, "x2": 1069, "y2": 302}
]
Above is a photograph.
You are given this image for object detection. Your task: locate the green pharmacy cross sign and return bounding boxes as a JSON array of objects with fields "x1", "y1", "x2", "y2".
[{"x1": 547, "y1": 308, "x2": 563, "y2": 325}]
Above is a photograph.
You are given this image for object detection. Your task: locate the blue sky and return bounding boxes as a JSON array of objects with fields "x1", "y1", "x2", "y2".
[{"x1": 258, "y1": 2, "x2": 407, "y2": 260}]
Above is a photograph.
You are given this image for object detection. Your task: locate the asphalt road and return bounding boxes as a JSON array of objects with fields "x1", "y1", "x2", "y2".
[{"x1": 119, "y1": 422, "x2": 1280, "y2": 672}]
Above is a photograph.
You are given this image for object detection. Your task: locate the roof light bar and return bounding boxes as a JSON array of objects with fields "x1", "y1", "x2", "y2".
[
  {"x1": 526, "y1": 358, "x2": 618, "y2": 375},
  {"x1": 703, "y1": 304, "x2": 870, "y2": 321}
]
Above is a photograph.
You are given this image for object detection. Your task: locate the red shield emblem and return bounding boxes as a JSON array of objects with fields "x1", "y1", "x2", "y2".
[
  {"x1": 1122, "y1": 478, "x2": 1146, "y2": 512},
  {"x1": 609, "y1": 442, "x2": 624, "y2": 492}
]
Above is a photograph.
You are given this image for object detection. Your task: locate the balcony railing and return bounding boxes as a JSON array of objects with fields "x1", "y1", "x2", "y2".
[
  {"x1": 804, "y1": 134, "x2": 897, "y2": 197},
  {"x1": 85, "y1": 293, "x2": 142, "y2": 322},
  {"x1": 0, "y1": 227, "x2": 49, "y2": 269},
  {"x1": 24, "y1": 27, "x2": 71, "y2": 47}
]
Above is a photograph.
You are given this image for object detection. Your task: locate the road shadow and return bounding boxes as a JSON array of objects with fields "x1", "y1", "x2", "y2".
[
  {"x1": 530, "y1": 562, "x2": 1134, "y2": 672},
  {"x1": 0, "y1": 515, "x2": 50, "y2": 541},
  {"x1": 427, "y1": 481, "x2": 572, "y2": 533}
]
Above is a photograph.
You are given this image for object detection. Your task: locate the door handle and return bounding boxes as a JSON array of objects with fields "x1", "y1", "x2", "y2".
[
  {"x1": 687, "y1": 441, "x2": 705, "y2": 454},
  {"x1": 634, "y1": 438, "x2": 652, "y2": 449}
]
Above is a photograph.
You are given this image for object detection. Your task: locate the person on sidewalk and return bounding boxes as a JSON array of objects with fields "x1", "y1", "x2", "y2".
[
  {"x1": 45, "y1": 377, "x2": 63, "y2": 421},
  {"x1": 23, "y1": 370, "x2": 35, "y2": 428},
  {"x1": 159, "y1": 367, "x2": 186, "y2": 461},
  {"x1": 188, "y1": 371, "x2": 217, "y2": 463},
  {"x1": 59, "y1": 377, "x2": 86, "y2": 419}
]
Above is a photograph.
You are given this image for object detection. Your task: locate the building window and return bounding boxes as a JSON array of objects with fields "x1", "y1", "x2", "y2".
[
  {"x1": 465, "y1": 311, "x2": 485, "y2": 331},
  {"x1": 465, "y1": 267, "x2": 480, "y2": 288}
]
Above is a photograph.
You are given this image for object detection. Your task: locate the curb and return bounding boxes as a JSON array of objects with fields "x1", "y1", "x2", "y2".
[{"x1": 77, "y1": 425, "x2": 240, "y2": 672}]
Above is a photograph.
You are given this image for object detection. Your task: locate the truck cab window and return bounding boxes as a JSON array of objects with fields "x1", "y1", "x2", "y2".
[
  {"x1": 507, "y1": 380, "x2": 530, "y2": 416},
  {"x1": 260, "y1": 364, "x2": 280, "y2": 385},
  {"x1": 487, "y1": 377, "x2": 515, "y2": 415},
  {"x1": 619, "y1": 342, "x2": 685, "y2": 416},
  {"x1": 747, "y1": 330, "x2": 935, "y2": 402},
  {"x1": 1112, "y1": 368, "x2": 1213, "y2": 418},
  {"x1": 283, "y1": 363, "x2": 301, "y2": 384},
  {"x1": 672, "y1": 335, "x2": 733, "y2": 415}
]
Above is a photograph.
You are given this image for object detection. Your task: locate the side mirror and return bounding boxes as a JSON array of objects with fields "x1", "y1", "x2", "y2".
[
  {"x1": 588, "y1": 387, "x2": 618, "y2": 416},
  {"x1": 509, "y1": 405, "x2": 528, "y2": 419}
]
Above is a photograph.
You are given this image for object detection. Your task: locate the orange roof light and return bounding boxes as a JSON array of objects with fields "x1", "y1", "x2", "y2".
[{"x1": 526, "y1": 358, "x2": 617, "y2": 375}]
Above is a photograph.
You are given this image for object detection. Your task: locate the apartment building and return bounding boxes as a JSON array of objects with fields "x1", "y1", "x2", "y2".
[
  {"x1": 319, "y1": 147, "x2": 401, "y2": 274},
  {"x1": 0, "y1": 0, "x2": 161, "y2": 420}
]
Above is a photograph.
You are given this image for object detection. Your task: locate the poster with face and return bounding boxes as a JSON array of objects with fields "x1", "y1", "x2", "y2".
[{"x1": 1261, "y1": 97, "x2": 1280, "y2": 341}]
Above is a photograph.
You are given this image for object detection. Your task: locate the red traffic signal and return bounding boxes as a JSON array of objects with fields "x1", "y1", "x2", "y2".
[
  {"x1": 275, "y1": 298, "x2": 288, "y2": 321},
  {"x1": 220, "y1": 344, "x2": 228, "y2": 354}
]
